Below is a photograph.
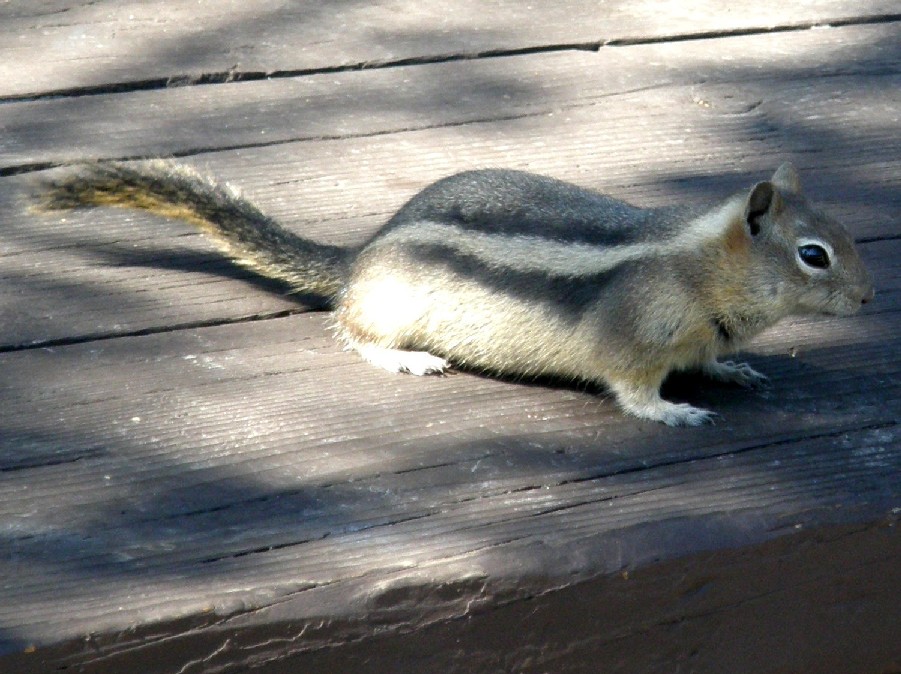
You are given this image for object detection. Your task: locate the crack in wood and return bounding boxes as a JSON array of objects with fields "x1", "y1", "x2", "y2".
[
  {"x1": 2, "y1": 67, "x2": 897, "y2": 176},
  {"x1": 555, "y1": 420, "x2": 899, "y2": 490},
  {"x1": 0, "y1": 446, "x2": 105, "y2": 472},
  {"x1": 0, "y1": 308, "x2": 306, "y2": 353},
  {"x1": 858, "y1": 234, "x2": 901, "y2": 244},
  {"x1": 603, "y1": 12, "x2": 901, "y2": 46},
  {"x1": 1, "y1": 13, "x2": 897, "y2": 108},
  {"x1": 196, "y1": 511, "x2": 437, "y2": 565},
  {"x1": 0, "y1": 108, "x2": 555, "y2": 176}
]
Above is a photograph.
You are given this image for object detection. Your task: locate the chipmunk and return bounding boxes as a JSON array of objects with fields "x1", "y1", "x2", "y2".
[{"x1": 35, "y1": 161, "x2": 874, "y2": 426}]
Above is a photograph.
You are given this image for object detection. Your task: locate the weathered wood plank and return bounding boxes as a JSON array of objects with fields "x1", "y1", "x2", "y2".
[
  {"x1": 191, "y1": 522, "x2": 900, "y2": 674},
  {"x1": 2, "y1": 22, "x2": 898, "y2": 170},
  {"x1": 5, "y1": 519, "x2": 895, "y2": 673},
  {"x1": 0, "y1": 1, "x2": 897, "y2": 99},
  {"x1": 0, "y1": 306, "x2": 897, "y2": 655}
]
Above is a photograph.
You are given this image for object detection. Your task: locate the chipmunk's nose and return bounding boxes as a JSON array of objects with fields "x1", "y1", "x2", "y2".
[{"x1": 860, "y1": 285, "x2": 875, "y2": 305}]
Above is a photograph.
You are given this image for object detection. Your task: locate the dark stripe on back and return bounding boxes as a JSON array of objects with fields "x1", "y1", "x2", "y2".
[{"x1": 405, "y1": 241, "x2": 628, "y2": 324}]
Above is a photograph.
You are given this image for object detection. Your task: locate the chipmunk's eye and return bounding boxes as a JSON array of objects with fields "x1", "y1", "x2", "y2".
[{"x1": 798, "y1": 244, "x2": 830, "y2": 269}]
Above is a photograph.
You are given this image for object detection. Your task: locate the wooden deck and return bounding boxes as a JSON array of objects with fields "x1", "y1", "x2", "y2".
[{"x1": 1, "y1": 2, "x2": 899, "y2": 672}]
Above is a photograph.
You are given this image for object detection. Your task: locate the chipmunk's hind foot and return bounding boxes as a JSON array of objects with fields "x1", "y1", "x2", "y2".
[{"x1": 353, "y1": 342, "x2": 450, "y2": 376}]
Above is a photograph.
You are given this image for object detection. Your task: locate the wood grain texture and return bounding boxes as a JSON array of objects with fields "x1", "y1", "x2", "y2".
[
  {"x1": 2, "y1": 22, "x2": 899, "y2": 170},
  {"x1": 0, "y1": 0, "x2": 897, "y2": 99},
  {"x1": 2, "y1": 28, "x2": 898, "y2": 346},
  {"x1": 0, "y1": 2, "x2": 899, "y2": 672},
  {"x1": 0, "y1": 308, "x2": 898, "y2": 656}
]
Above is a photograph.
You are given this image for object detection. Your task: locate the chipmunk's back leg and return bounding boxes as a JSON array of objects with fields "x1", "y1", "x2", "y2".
[
  {"x1": 350, "y1": 340, "x2": 450, "y2": 376},
  {"x1": 334, "y1": 253, "x2": 453, "y2": 376}
]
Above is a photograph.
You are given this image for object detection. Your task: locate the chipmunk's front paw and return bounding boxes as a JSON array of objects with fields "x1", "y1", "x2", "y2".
[
  {"x1": 655, "y1": 402, "x2": 716, "y2": 427},
  {"x1": 610, "y1": 379, "x2": 716, "y2": 427},
  {"x1": 703, "y1": 360, "x2": 769, "y2": 389},
  {"x1": 622, "y1": 398, "x2": 716, "y2": 427}
]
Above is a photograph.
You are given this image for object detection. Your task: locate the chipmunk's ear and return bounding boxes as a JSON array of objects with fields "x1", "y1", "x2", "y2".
[
  {"x1": 771, "y1": 162, "x2": 802, "y2": 193},
  {"x1": 745, "y1": 181, "x2": 783, "y2": 236}
]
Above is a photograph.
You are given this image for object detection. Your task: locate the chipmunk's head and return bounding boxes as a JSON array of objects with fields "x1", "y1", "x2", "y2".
[{"x1": 742, "y1": 163, "x2": 874, "y2": 317}]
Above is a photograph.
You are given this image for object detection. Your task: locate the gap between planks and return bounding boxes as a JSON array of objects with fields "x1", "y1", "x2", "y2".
[
  {"x1": 1, "y1": 12, "x2": 898, "y2": 106},
  {"x1": 1, "y1": 19, "x2": 899, "y2": 177}
]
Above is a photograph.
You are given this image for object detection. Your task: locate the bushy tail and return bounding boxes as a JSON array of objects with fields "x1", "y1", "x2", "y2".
[{"x1": 35, "y1": 160, "x2": 351, "y2": 302}]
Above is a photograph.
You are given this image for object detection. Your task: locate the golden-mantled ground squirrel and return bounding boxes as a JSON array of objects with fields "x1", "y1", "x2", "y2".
[{"x1": 36, "y1": 161, "x2": 874, "y2": 425}]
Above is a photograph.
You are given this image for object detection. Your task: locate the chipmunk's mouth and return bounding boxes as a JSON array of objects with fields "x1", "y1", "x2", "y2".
[{"x1": 825, "y1": 298, "x2": 872, "y2": 317}]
